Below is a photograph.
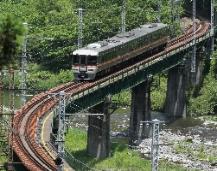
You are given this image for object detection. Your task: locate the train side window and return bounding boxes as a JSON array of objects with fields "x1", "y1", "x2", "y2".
[
  {"x1": 73, "y1": 55, "x2": 79, "y2": 64},
  {"x1": 88, "y1": 56, "x2": 97, "y2": 65}
]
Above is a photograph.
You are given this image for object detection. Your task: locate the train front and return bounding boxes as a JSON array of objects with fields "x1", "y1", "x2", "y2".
[{"x1": 72, "y1": 49, "x2": 98, "y2": 81}]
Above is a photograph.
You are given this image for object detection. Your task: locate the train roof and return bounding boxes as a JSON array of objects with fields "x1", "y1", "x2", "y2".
[{"x1": 73, "y1": 23, "x2": 168, "y2": 56}]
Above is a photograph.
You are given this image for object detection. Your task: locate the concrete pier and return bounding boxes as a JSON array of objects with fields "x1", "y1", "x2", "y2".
[
  {"x1": 87, "y1": 97, "x2": 111, "y2": 159},
  {"x1": 129, "y1": 80, "x2": 151, "y2": 145},
  {"x1": 164, "y1": 65, "x2": 186, "y2": 118}
]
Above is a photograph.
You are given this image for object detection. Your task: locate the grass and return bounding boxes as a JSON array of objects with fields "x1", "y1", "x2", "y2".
[
  {"x1": 0, "y1": 155, "x2": 6, "y2": 171},
  {"x1": 65, "y1": 128, "x2": 195, "y2": 171}
]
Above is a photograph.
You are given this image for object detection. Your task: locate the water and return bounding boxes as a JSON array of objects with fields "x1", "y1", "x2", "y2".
[{"x1": 0, "y1": 90, "x2": 34, "y2": 112}]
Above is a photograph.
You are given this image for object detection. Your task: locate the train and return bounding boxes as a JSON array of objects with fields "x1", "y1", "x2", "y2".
[{"x1": 72, "y1": 23, "x2": 169, "y2": 80}]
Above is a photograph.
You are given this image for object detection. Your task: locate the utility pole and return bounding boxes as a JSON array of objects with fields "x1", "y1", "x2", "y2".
[
  {"x1": 77, "y1": 8, "x2": 84, "y2": 48},
  {"x1": 191, "y1": 0, "x2": 196, "y2": 73},
  {"x1": 170, "y1": 0, "x2": 175, "y2": 37},
  {"x1": 121, "y1": 0, "x2": 126, "y2": 33},
  {"x1": 157, "y1": 0, "x2": 162, "y2": 22},
  {"x1": 211, "y1": 0, "x2": 215, "y2": 53},
  {"x1": 151, "y1": 119, "x2": 160, "y2": 171},
  {"x1": 20, "y1": 22, "x2": 28, "y2": 104},
  {"x1": 8, "y1": 69, "x2": 15, "y2": 164},
  {"x1": 56, "y1": 91, "x2": 65, "y2": 171},
  {"x1": 174, "y1": 0, "x2": 181, "y2": 28},
  {"x1": 140, "y1": 119, "x2": 164, "y2": 171}
]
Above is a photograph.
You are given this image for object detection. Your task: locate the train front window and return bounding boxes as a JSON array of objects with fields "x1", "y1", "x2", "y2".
[
  {"x1": 80, "y1": 55, "x2": 86, "y2": 65},
  {"x1": 87, "y1": 56, "x2": 97, "y2": 65},
  {"x1": 73, "y1": 55, "x2": 79, "y2": 65}
]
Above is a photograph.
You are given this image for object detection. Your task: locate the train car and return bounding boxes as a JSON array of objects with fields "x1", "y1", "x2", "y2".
[{"x1": 72, "y1": 23, "x2": 169, "y2": 80}]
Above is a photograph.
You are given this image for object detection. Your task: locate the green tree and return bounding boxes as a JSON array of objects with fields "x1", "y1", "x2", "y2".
[{"x1": 0, "y1": 14, "x2": 24, "y2": 69}]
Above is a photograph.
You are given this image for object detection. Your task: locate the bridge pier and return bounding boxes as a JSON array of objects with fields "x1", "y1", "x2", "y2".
[
  {"x1": 129, "y1": 80, "x2": 151, "y2": 146},
  {"x1": 165, "y1": 64, "x2": 187, "y2": 118},
  {"x1": 190, "y1": 49, "x2": 206, "y2": 97},
  {"x1": 87, "y1": 96, "x2": 111, "y2": 159}
]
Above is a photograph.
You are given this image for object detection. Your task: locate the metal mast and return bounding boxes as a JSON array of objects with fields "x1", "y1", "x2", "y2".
[
  {"x1": 170, "y1": 0, "x2": 175, "y2": 37},
  {"x1": 211, "y1": 0, "x2": 215, "y2": 53},
  {"x1": 56, "y1": 91, "x2": 66, "y2": 171},
  {"x1": 140, "y1": 119, "x2": 163, "y2": 171},
  {"x1": 121, "y1": 0, "x2": 126, "y2": 33},
  {"x1": 8, "y1": 69, "x2": 15, "y2": 163},
  {"x1": 151, "y1": 119, "x2": 160, "y2": 171},
  {"x1": 191, "y1": 0, "x2": 196, "y2": 73},
  {"x1": 157, "y1": 0, "x2": 162, "y2": 22},
  {"x1": 20, "y1": 22, "x2": 28, "y2": 104},
  {"x1": 77, "y1": 8, "x2": 84, "y2": 48}
]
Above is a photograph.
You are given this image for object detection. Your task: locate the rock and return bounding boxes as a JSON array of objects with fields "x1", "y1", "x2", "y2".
[
  {"x1": 185, "y1": 136, "x2": 193, "y2": 143},
  {"x1": 211, "y1": 162, "x2": 217, "y2": 166}
]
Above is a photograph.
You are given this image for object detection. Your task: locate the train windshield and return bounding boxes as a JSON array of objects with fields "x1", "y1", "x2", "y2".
[
  {"x1": 73, "y1": 55, "x2": 97, "y2": 65},
  {"x1": 80, "y1": 55, "x2": 86, "y2": 65},
  {"x1": 87, "y1": 56, "x2": 97, "y2": 65},
  {"x1": 73, "y1": 55, "x2": 79, "y2": 64}
]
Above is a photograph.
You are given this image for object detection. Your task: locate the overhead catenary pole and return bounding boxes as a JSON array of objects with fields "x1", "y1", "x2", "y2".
[
  {"x1": 121, "y1": 0, "x2": 126, "y2": 33},
  {"x1": 211, "y1": 0, "x2": 215, "y2": 53},
  {"x1": 77, "y1": 8, "x2": 84, "y2": 48},
  {"x1": 157, "y1": 0, "x2": 162, "y2": 22},
  {"x1": 56, "y1": 91, "x2": 66, "y2": 171},
  {"x1": 191, "y1": 0, "x2": 196, "y2": 73},
  {"x1": 174, "y1": 0, "x2": 181, "y2": 27},
  {"x1": 8, "y1": 69, "x2": 15, "y2": 163},
  {"x1": 140, "y1": 119, "x2": 163, "y2": 171},
  {"x1": 20, "y1": 22, "x2": 28, "y2": 104},
  {"x1": 151, "y1": 119, "x2": 160, "y2": 171},
  {"x1": 170, "y1": 0, "x2": 175, "y2": 37}
]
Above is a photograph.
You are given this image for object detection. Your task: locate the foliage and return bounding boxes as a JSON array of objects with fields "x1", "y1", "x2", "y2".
[
  {"x1": 188, "y1": 57, "x2": 217, "y2": 116},
  {"x1": 112, "y1": 90, "x2": 131, "y2": 106},
  {"x1": 151, "y1": 75, "x2": 167, "y2": 111},
  {"x1": 0, "y1": 14, "x2": 24, "y2": 69},
  {"x1": 188, "y1": 70, "x2": 217, "y2": 116},
  {"x1": 27, "y1": 68, "x2": 73, "y2": 90}
]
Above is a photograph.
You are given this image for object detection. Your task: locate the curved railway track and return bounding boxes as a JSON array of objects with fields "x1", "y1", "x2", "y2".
[{"x1": 12, "y1": 21, "x2": 210, "y2": 171}]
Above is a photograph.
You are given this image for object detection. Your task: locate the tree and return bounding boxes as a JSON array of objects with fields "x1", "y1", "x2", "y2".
[{"x1": 0, "y1": 14, "x2": 24, "y2": 68}]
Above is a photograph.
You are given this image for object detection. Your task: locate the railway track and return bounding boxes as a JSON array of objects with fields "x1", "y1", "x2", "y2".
[{"x1": 12, "y1": 21, "x2": 210, "y2": 171}]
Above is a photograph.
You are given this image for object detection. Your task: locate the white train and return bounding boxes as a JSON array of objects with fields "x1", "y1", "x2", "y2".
[{"x1": 72, "y1": 23, "x2": 169, "y2": 80}]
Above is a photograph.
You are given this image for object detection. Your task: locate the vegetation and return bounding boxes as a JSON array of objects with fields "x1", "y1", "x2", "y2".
[
  {"x1": 0, "y1": 14, "x2": 24, "y2": 69},
  {"x1": 65, "y1": 128, "x2": 194, "y2": 171},
  {"x1": 174, "y1": 140, "x2": 217, "y2": 163},
  {"x1": 188, "y1": 55, "x2": 217, "y2": 116}
]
